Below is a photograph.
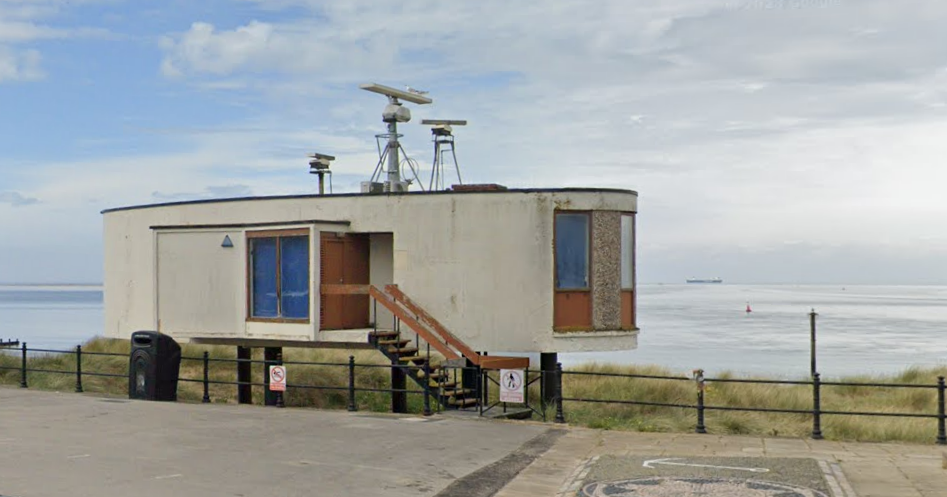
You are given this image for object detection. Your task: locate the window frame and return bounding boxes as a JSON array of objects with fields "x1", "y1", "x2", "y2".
[
  {"x1": 620, "y1": 213, "x2": 635, "y2": 290},
  {"x1": 619, "y1": 212, "x2": 637, "y2": 330},
  {"x1": 246, "y1": 228, "x2": 311, "y2": 323},
  {"x1": 553, "y1": 210, "x2": 593, "y2": 292},
  {"x1": 553, "y1": 210, "x2": 593, "y2": 331}
]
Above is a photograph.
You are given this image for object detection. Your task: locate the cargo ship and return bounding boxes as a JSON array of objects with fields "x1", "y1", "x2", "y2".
[{"x1": 686, "y1": 277, "x2": 723, "y2": 284}]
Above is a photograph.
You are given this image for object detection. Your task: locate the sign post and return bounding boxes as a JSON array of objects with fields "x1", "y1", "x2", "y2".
[
  {"x1": 269, "y1": 364, "x2": 286, "y2": 408},
  {"x1": 269, "y1": 365, "x2": 286, "y2": 392},
  {"x1": 499, "y1": 369, "x2": 525, "y2": 404}
]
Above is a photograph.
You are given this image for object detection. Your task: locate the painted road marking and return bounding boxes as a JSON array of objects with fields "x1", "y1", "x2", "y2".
[
  {"x1": 67, "y1": 454, "x2": 91, "y2": 459},
  {"x1": 154, "y1": 474, "x2": 183, "y2": 480},
  {"x1": 582, "y1": 477, "x2": 827, "y2": 496},
  {"x1": 643, "y1": 457, "x2": 770, "y2": 473}
]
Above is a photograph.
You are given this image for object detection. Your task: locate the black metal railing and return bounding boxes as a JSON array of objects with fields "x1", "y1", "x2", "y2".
[
  {"x1": 2, "y1": 343, "x2": 945, "y2": 445},
  {"x1": 0, "y1": 343, "x2": 433, "y2": 414},
  {"x1": 551, "y1": 363, "x2": 947, "y2": 445}
]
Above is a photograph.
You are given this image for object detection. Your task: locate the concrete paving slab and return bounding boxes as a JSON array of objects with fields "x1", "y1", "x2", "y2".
[
  {"x1": 0, "y1": 387, "x2": 548, "y2": 497},
  {"x1": 496, "y1": 426, "x2": 947, "y2": 497},
  {"x1": 580, "y1": 455, "x2": 831, "y2": 496}
]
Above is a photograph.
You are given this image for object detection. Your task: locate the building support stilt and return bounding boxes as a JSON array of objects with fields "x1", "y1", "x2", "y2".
[
  {"x1": 391, "y1": 357, "x2": 408, "y2": 413},
  {"x1": 237, "y1": 346, "x2": 252, "y2": 404},
  {"x1": 264, "y1": 347, "x2": 283, "y2": 406},
  {"x1": 541, "y1": 352, "x2": 558, "y2": 405}
]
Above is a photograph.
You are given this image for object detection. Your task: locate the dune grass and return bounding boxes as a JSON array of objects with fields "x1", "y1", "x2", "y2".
[{"x1": 2, "y1": 338, "x2": 945, "y2": 444}]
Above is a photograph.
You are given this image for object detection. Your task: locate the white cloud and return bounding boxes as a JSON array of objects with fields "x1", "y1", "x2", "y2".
[
  {"x1": 8, "y1": 0, "x2": 947, "y2": 283},
  {"x1": 0, "y1": 190, "x2": 39, "y2": 206},
  {"x1": 0, "y1": 0, "x2": 112, "y2": 83},
  {"x1": 0, "y1": 46, "x2": 42, "y2": 81}
]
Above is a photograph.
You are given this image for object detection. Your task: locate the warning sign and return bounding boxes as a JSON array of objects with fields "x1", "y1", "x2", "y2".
[
  {"x1": 499, "y1": 369, "x2": 525, "y2": 403},
  {"x1": 269, "y1": 365, "x2": 286, "y2": 392}
]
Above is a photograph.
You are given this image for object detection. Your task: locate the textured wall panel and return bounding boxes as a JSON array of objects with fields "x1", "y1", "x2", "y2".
[{"x1": 592, "y1": 211, "x2": 622, "y2": 330}]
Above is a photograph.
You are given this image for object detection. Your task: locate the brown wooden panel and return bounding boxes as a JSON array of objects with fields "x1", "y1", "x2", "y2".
[
  {"x1": 320, "y1": 233, "x2": 371, "y2": 330},
  {"x1": 320, "y1": 235, "x2": 345, "y2": 329},
  {"x1": 320, "y1": 284, "x2": 370, "y2": 295},
  {"x1": 621, "y1": 290, "x2": 635, "y2": 329},
  {"x1": 342, "y1": 235, "x2": 370, "y2": 329},
  {"x1": 554, "y1": 291, "x2": 591, "y2": 330},
  {"x1": 479, "y1": 356, "x2": 530, "y2": 370}
]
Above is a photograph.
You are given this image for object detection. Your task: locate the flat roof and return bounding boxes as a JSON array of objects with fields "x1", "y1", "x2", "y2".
[
  {"x1": 101, "y1": 187, "x2": 638, "y2": 214},
  {"x1": 150, "y1": 219, "x2": 351, "y2": 230}
]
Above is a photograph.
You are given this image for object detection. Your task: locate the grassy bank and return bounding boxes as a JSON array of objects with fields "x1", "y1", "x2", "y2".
[{"x1": 2, "y1": 338, "x2": 945, "y2": 444}]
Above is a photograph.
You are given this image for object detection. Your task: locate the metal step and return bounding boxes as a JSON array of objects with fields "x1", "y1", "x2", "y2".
[
  {"x1": 441, "y1": 387, "x2": 475, "y2": 397},
  {"x1": 398, "y1": 356, "x2": 427, "y2": 364},
  {"x1": 388, "y1": 346, "x2": 419, "y2": 355},
  {"x1": 369, "y1": 331, "x2": 399, "y2": 340},
  {"x1": 448, "y1": 397, "x2": 478, "y2": 407}
]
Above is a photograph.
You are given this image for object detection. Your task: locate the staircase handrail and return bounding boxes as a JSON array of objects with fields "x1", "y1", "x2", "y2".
[
  {"x1": 368, "y1": 285, "x2": 462, "y2": 362},
  {"x1": 383, "y1": 285, "x2": 481, "y2": 365}
]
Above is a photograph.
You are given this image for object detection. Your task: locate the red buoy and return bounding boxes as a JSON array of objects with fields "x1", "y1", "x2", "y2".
[{"x1": 746, "y1": 302, "x2": 752, "y2": 313}]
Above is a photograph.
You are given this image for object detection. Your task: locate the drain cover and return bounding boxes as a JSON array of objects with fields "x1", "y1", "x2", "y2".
[{"x1": 582, "y1": 477, "x2": 828, "y2": 497}]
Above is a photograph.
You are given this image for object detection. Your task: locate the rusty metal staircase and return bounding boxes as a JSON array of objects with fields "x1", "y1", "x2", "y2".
[{"x1": 366, "y1": 284, "x2": 529, "y2": 410}]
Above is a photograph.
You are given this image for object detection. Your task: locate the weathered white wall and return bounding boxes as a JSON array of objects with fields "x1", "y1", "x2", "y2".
[
  {"x1": 369, "y1": 233, "x2": 394, "y2": 329},
  {"x1": 156, "y1": 230, "x2": 245, "y2": 338},
  {"x1": 103, "y1": 189, "x2": 637, "y2": 353}
]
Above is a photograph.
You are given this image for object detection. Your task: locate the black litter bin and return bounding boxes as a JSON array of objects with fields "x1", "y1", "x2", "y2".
[{"x1": 128, "y1": 331, "x2": 181, "y2": 401}]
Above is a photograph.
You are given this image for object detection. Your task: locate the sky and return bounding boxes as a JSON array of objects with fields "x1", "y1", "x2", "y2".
[{"x1": 2, "y1": 0, "x2": 947, "y2": 285}]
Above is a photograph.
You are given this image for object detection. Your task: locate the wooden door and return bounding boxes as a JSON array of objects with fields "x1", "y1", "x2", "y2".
[
  {"x1": 342, "y1": 235, "x2": 370, "y2": 328},
  {"x1": 320, "y1": 233, "x2": 371, "y2": 329},
  {"x1": 320, "y1": 236, "x2": 345, "y2": 329}
]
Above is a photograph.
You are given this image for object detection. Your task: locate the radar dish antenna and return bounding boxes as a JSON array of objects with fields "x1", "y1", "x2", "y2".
[
  {"x1": 359, "y1": 83, "x2": 433, "y2": 193},
  {"x1": 421, "y1": 119, "x2": 467, "y2": 191},
  {"x1": 308, "y1": 152, "x2": 334, "y2": 195}
]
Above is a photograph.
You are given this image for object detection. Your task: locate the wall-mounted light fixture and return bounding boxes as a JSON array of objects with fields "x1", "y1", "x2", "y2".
[{"x1": 221, "y1": 235, "x2": 234, "y2": 248}]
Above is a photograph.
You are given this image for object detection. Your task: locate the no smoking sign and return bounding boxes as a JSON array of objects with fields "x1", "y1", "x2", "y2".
[{"x1": 269, "y1": 365, "x2": 287, "y2": 392}]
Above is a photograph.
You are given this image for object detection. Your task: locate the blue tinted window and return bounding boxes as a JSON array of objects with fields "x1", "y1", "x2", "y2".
[
  {"x1": 251, "y1": 237, "x2": 278, "y2": 317},
  {"x1": 280, "y1": 236, "x2": 310, "y2": 319},
  {"x1": 555, "y1": 213, "x2": 589, "y2": 289}
]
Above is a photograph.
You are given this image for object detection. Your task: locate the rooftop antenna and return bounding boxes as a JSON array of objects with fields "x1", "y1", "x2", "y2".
[
  {"x1": 359, "y1": 83, "x2": 432, "y2": 193},
  {"x1": 308, "y1": 152, "x2": 334, "y2": 195},
  {"x1": 421, "y1": 119, "x2": 466, "y2": 191}
]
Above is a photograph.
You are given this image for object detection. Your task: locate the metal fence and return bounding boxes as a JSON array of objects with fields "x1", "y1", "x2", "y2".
[
  {"x1": 555, "y1": 365, "x2": 947, "y2": 445},
  {"x1": 1, "y1": 342, "x2": 944, "y2": 445}
]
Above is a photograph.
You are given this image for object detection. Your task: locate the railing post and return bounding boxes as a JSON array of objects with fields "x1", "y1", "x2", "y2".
[
  {"x1": 202, "y1": 351, "x2": 211, "y2": 403},
  {"x1": 554, "y1": 362, "x2": 565, "y2": 424},
  {"x1": 811, "y1": 372, "x2": 823, "y2": 440},
  {"x1": 19, "y1": 342, "x2": 27, "y2": 388},
  {"x1": 936, "y1": 376, "x2": 946, "y2": 445},
  {"x1": 275, "y1": 351, "x2": 285, "y2": 408},
  {"x1": 422, "y1": 362, "x2": 432, "y2": 416},
  {"x1": 348, "y1": 356, "x2": 357, "y2": 412},
  {"x1": 75, "y1": 345, "x2": 83, "y2": 393},
  {"x1": 694, "y1": 369, "x2": 706, "y2": 434}
]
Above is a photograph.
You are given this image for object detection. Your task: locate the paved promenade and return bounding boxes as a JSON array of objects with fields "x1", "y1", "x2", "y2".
[
  {"x1": 496, "y1": 423, "x2": 947, "y2": 497},
  {"x1": 2, "y1": 387, "x2": 945, "y2": 496},
  {"x1": 0, "y1": 387, "x2": 548, "y2": 497}
]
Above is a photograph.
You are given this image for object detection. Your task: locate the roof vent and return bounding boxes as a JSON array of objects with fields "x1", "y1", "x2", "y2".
[{"x1": 450, "y1": 184, "x2": 508, "y2": 192}]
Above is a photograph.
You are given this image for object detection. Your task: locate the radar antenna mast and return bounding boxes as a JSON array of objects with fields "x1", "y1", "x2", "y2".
[
  {"x1": 421, "y1": 119, "x2": 466, "y2": 191},
  {"x1": 359, "y1": 83, "x2": 432, "y2": 193}
]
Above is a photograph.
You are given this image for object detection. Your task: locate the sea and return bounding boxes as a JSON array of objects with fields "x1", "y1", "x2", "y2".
[{"x1": 1, "y1": 284, "x2": 945, "y2": 379}]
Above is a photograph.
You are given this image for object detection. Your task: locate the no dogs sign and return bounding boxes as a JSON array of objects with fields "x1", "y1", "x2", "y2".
[
  {"x1": 269, "y1": 365, "x2": 287, "y2": 392},
  {"x1": 499, "y1": 369, "x2": 524, "y2": 403}
]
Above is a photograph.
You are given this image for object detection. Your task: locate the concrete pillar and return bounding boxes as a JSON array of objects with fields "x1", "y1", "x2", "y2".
[
  {"x1": 263, "y1": 347, "x2": 282, "y2": 407},
  {"x1": 462, "y1": 355, "x2": 480, "y2": 399},
  {"x1": 237, "y1": 346, "x2": 252, "y2": 404},
  {"x1": 541, "y1": 352, "x2": 558, "y2": 405},
  {"x1": 391, "y1": 357, "x2": 407, "y2": 413}
]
